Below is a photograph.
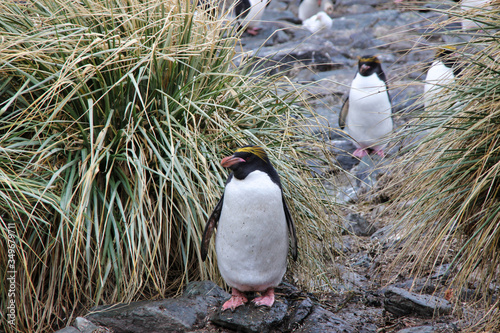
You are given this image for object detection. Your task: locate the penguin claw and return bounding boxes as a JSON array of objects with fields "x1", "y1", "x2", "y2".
[
  {"x1": 222, "y1": 289, "x2": 248, "y2": 311},
  {"x1": 353, "y1": 148, "x2": 368, "y2": 158},
  {"x1": 222, "y1": 297, "x2": 247, "y2": 311},
  {"x1": 252, "y1": 288, "x2": 275, "y2": 307}
]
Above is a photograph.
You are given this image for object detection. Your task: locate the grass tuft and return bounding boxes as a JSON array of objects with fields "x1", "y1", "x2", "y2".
[
  {"x1": 384, "y1": 2, "x2": 500, "y2": 330},
  {"x1": 0, "y1": 0, "x2": 341, "y2": 331}
]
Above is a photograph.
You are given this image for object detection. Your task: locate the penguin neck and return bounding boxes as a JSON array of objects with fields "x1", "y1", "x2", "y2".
[
  {"x1": 352, "y1": 72, "x2": 386, "y2": 90},
  {"x1": 428, "y1": 61, "x2": 454, "y2": 83},
  {"x1": 230, "y1": 164, "x2": 282, "y2": 188}
]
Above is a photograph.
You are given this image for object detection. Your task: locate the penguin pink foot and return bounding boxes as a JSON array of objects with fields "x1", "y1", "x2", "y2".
[
  {"x1": 222, "y1": 288, "x2": 248, "y2": 311},
  {"x1": 246, "y1": 27, "x2": 262, "y2": 36},
  {"x1": 252, "y1": 288, "x2": 275, "y2": 307},
  {"x1": 375, "y1": 149, "x2": 385, "y2": 158},
  {"x1": 353, "y1": 148, "x2": 368, "y2": 158}
]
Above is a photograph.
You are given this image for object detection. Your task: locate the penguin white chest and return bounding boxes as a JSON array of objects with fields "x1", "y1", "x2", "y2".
[
  {"x1": 461, "y1": 0, "x2": 490, "y2": 30},
  {"x1": 239, "y1": 0, "x2": 268, "y2": 29},
  {"x1": 424, "y1": 61, "x2": 454, "y2": 110},
  {"x1": 347, "y1": 73, "x2": 393, "y2": 149},
  {"x1": 216, "y1": 170, "x2": 289, "y2": 292}
]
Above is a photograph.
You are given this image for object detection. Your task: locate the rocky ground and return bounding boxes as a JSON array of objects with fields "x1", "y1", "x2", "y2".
[{"x1": 55, "y1": 1, "x2": 495, "y2": 332}]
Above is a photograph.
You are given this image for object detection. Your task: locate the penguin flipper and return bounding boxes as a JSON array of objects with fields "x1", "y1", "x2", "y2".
[
  {"x1": 339, "y1": 96, "x2": 349, "y2": 130},
  {"x1": 283, "y1": 197, "x2": 298, "y2": 261},
  {"x1": 201, "y1": 195, "x2": 224, "y2": 261},
  {"x1": 235, "y1": 0, "x2": 251, "y2": 18}
]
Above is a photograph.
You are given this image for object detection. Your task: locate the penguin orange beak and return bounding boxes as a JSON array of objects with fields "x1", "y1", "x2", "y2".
[
  {"x1": 221, "y1": 155, "x2": 246, "y2": 168},
  {"x1": 360, "y1": 63, "x2": 370, "y2": 75}
]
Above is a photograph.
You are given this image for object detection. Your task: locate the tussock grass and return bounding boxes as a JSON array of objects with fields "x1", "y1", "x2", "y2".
[
  {"x1": 0, "y1": 0, "x2": 341, "y2": 331},
  {"x1": 385, "y1": 2, "x2": 500, "y2": 331}
]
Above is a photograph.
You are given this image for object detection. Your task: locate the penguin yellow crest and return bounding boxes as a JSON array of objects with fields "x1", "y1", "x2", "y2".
[
  {"x1": 440, "y1": 45, "x2": 457, "y2": 51},
  {"x1": 359, "y1": 56, "x2": 381, "y2": 64},
  {"x1": 435, "y1": 46, "x2": 457, "y2": 58},
  {"x1": 234, "y1": 146, "x2": 268, "y2": 162}
]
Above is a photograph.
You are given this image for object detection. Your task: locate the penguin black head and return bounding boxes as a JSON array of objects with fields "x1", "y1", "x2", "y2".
[
  {"x1": 221, "y1": 145, "x2": 280, "y2": 183},
  {"x1": 357, "y1": 55, "x2": 385, "y2": 78},
  {"x1": 435, "y1": 46, "x2": 455, "y2": 60},
  {"x1": 435, "y1": 47, "x2": 462, "y2": 75}
]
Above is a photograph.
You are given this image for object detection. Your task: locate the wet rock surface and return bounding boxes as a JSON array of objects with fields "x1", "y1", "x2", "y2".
[
  {"x1": 54, "y1": 0, "x2": 487, "y2": 332},
  {"x1": 383, "y1": 286, "x2": 452, "y2": 318},
  {"x1": 84, "y1": 281, "x2": 229, "y2": 332},
  {"x1": 210, "y1": 299, "x2": 289, "y2": 333}
]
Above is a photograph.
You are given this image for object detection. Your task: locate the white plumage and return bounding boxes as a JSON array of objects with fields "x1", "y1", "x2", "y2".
[
  {"x1": 461, "y1": 0, "x2": 490, "y2": 31},
  {"x1": 298, "y1": 0, "x2": 334, "y2": 21},
  {"x1": 238, "y1": 0, "x2": 268, "y2": 33},
  {"x1": 216, "y1": 170, "x2": 288, "y2": 292},
  {"x1": 302, "y1": 11, "x2": 333, "y2": 33},
  {"x1": 423, "y1": 59, "x2": 455, "y2": 111},
  {"x1": 346, "y1": 72, "x2": 392, "y2": 154}
]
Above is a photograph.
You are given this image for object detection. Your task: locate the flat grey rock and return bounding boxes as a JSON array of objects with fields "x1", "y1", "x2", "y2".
[
  {"x1": 86, "y1": 281, "x2": 228, "y2": 333},
  {"x1": 396, "y1": 325, "x2": 435, "y2": 333},
  {"x1": 285, "y1": 297, "x2": 314, "y2": 331},
  {"x1": 383, "y1": 286, "x2": 452, "y2": 318},
  {"x1": 211, "y1": 300, "x2": 288, "y2": 333},
  {"x1": 294, "y1": 305, "x2": 356, "y2": 333},
  {"x1": 73, "y1": 317, "x2": 100, "y2": 333}
]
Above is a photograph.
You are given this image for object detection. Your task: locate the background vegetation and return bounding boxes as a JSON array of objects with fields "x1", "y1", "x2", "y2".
[
  {"x1": 387, "y1": 2, "x2": 500, "y2": 330},
  {"x1": 0, "y1": 0, "x2": 341, "y2": 331}
]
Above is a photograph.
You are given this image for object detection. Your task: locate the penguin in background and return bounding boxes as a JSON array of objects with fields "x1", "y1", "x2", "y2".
[
  {"x1": 298, "y1": 0, "x2": 334, "y2": 22},
  {"x1": 197, "y1": 0, "x2": 270, "y2": 35},
  {"x1": 201, "y1": 146, "x2": 298, "y2": 311},
  {"x1": 235, "y1": 0, "x2": 271, "y2": 35},
  {"x1": 423, "y1": 47, "x2": 462, "y2": 112},
  {"x1": 302, "y1": 11, "x2": 333, "y2": 33},
  {"x1": 461, "y1": 0, "x2": 491, "y2": 31},
  {"x1": 339, "y1": 55, "x2": 393, "y2": 158}
]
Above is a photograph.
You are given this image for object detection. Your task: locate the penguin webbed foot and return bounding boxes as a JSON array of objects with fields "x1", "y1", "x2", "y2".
[
  {"x1": 222, "y1": 288, "x2": 248, "y2": 311},
  {"x1": 222, "y1": 288, "x2": 276, "y2": 310},
  {"x1": 353, "y1": 148, "x2": 368, "y2": 158},
  {"x1": 353, "y1": 148, "x2": 386, "y2": 158},
  {"x1": 245, "y1": 27, "x2": 262, "y2": 36},
  {"x1": 252, "y1": 288, "x2": 275, "y2": 307}
]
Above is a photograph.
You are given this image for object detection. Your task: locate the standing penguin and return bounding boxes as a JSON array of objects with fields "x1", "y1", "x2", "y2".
[
  {"x1": 423, "y1": 47, "x2": 461, "y2": 112},
  {"x1": 461, "y1": 0, "x2": 491, "y2": 31},
  {"x1": 201, "y1": 145, "x2": 297, "y2": 311},
  {"x1": 235, "y1": 0, "x2": 270, "y2": 35},
  {"x1": 339, "y1": 55, "x2": 393, "y2": 158}
]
